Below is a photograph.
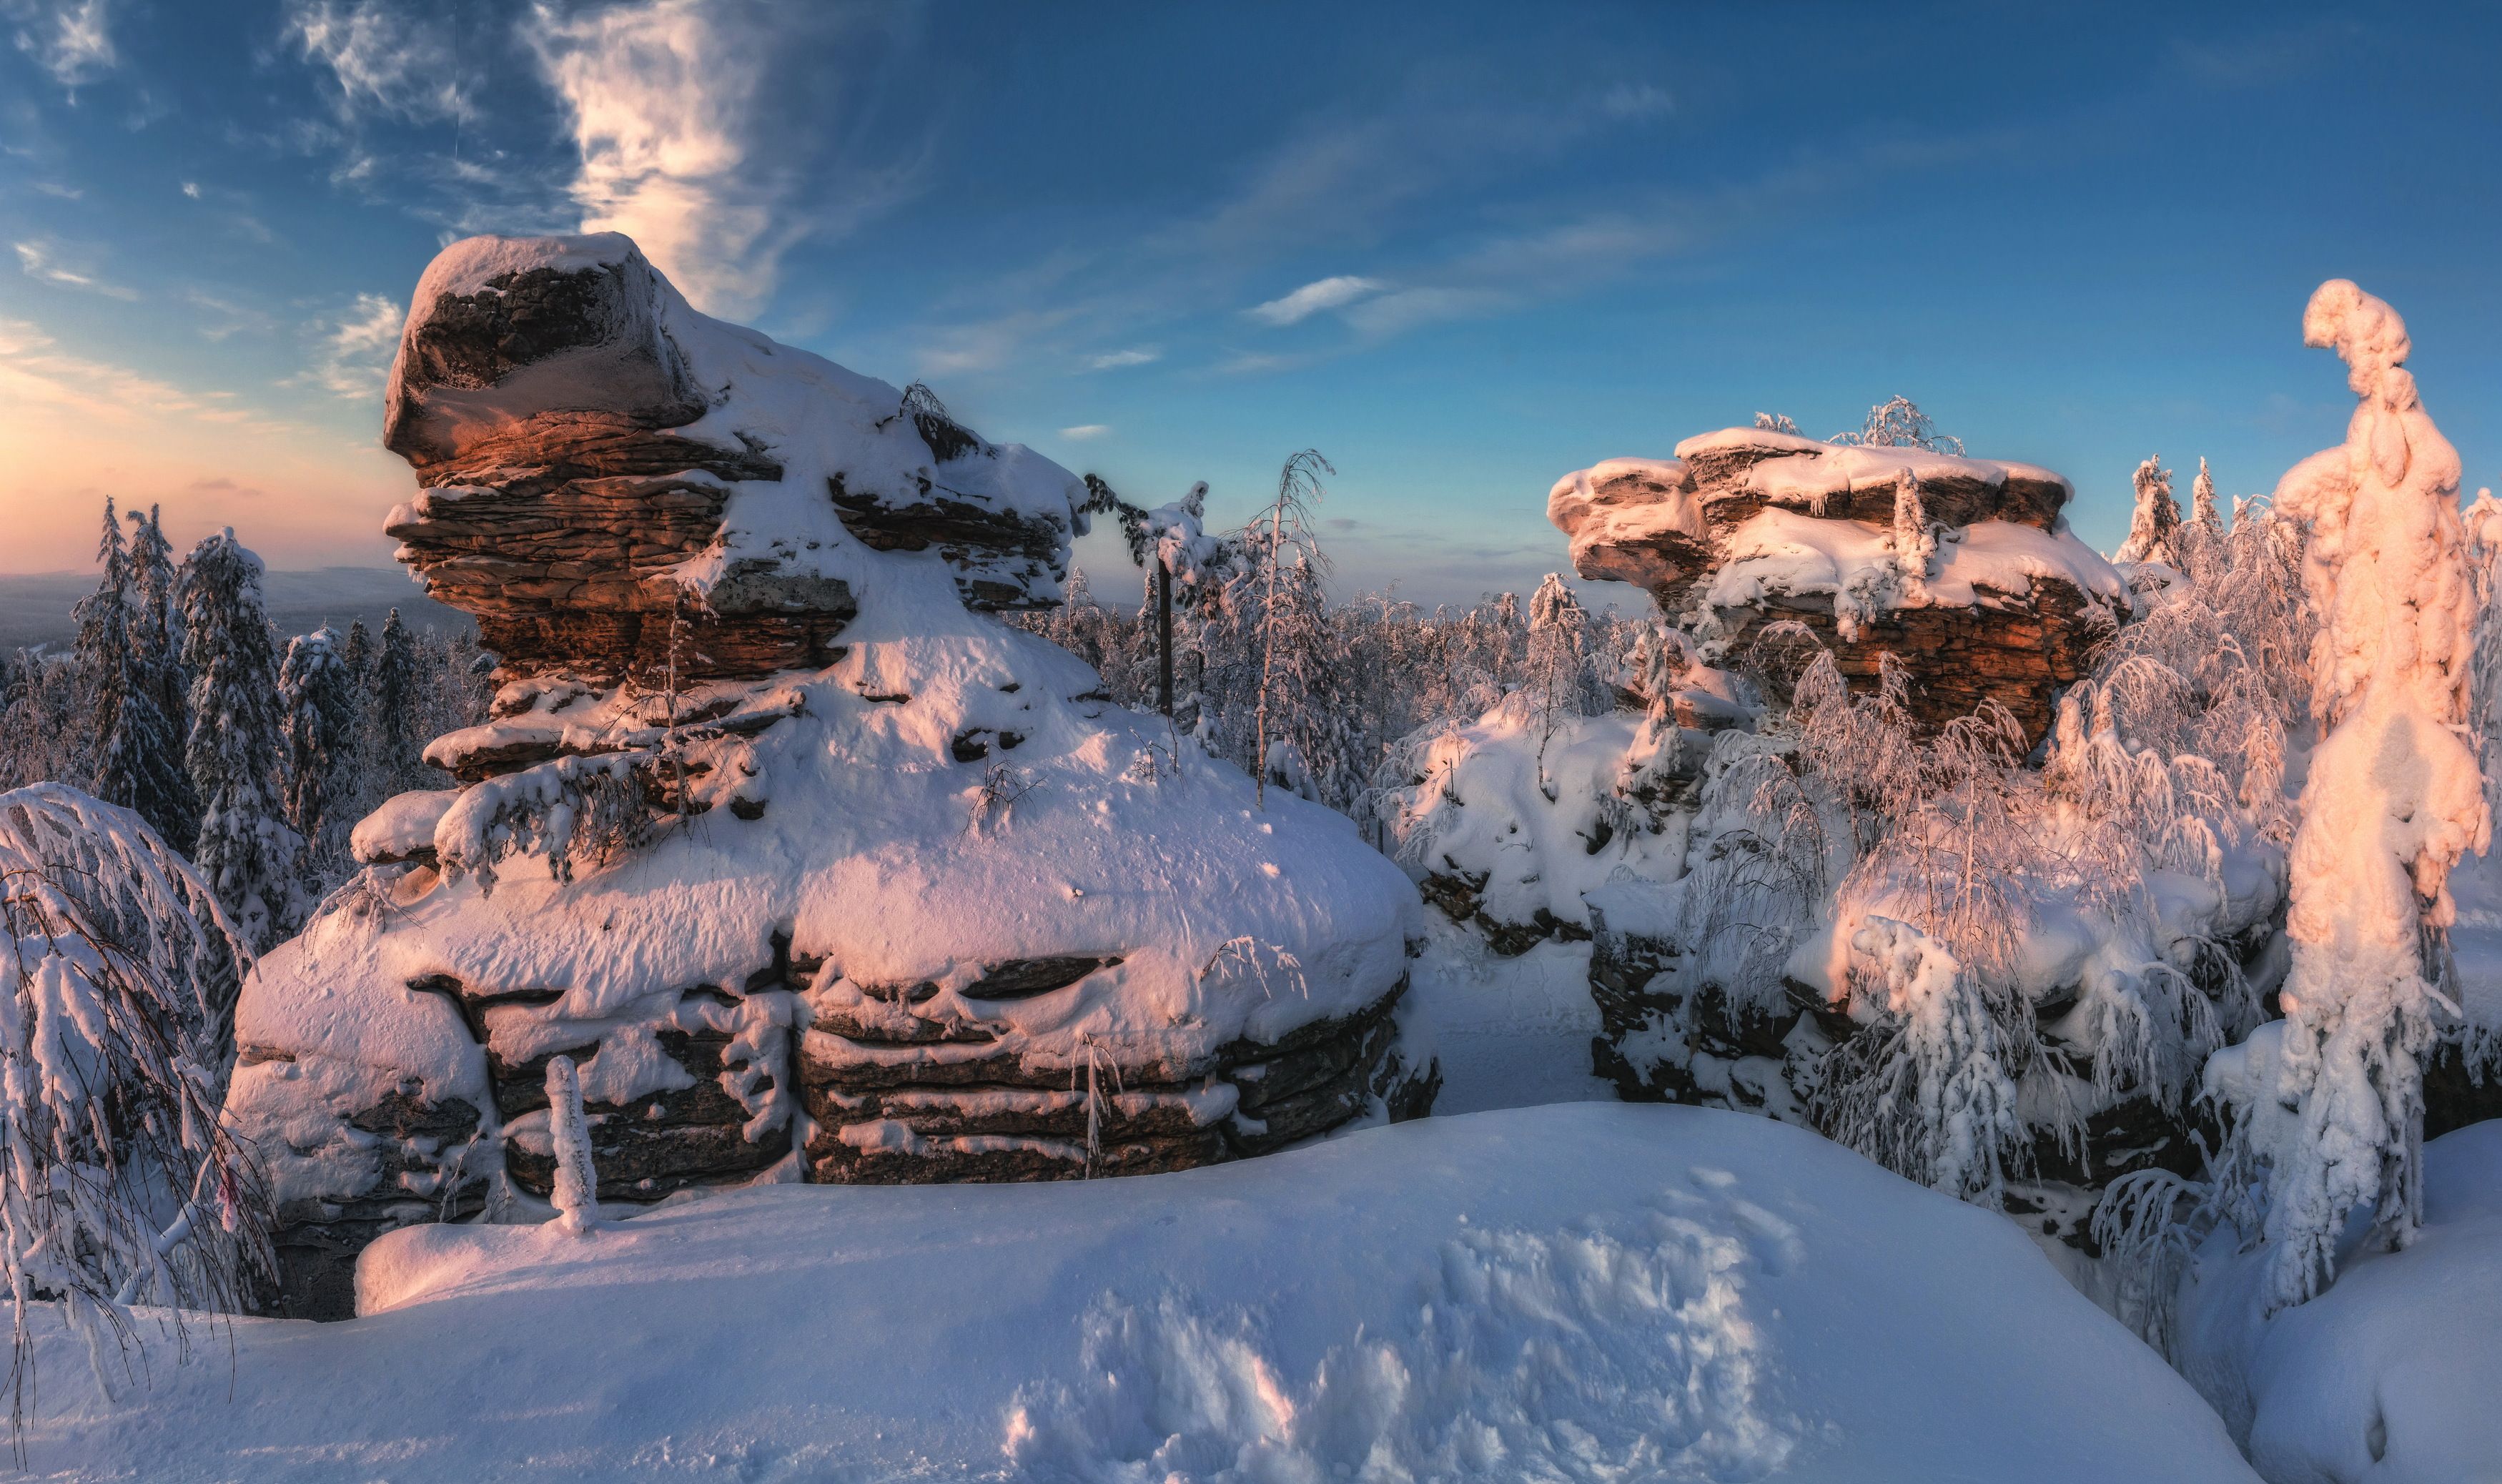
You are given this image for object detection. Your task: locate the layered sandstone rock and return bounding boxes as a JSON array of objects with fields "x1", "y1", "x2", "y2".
[
  {"x1": 1550, "y1": 428, "x2": 2125, "y2": 745},
  {"x1": 229, "y1": 234, "x2": 1433, "y2": 1318}
]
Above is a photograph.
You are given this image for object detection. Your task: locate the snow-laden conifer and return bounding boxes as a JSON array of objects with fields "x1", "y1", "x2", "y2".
[
  {"x1": 278, "y1": 627, "x2": 360, "y2": 890},
  {"x1": 2210, "y1": 280, "x2": 2488, "y2": 1311},
  {"x1": 177, "y1": 531, "x2": 302, "y2": 952},
  {"x1": 2117, "y1": 455, "x2": 2182, "y2": 568},
  {"x1": 75, "y1": 503, "x2": 194, "y2": 854}
]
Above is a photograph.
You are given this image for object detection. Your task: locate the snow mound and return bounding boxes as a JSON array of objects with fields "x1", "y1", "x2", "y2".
[
  {"x1": 2175, "y1": 1120, "x2": 2502, "y2": 1484},
  {"x1": 13, "y1": 1104, "x2": 2259, "y2": 1480}
]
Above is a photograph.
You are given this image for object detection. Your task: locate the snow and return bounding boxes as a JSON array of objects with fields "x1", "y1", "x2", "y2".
[
  {"x1": 345, "y1": 786, "x2": 458, "y2": 863},
  {"x1": 1667, "y1": 427, "x2": 2074, "y2": 512},
  {"x1": 1546, "y1": 457, "x2": 1708, "y2": 570},
  {"x1": 1406, "y1": 916, "x2": 1617, "y2": 1114},
  {"x1": 19, "y1": 1105, "x2": 2259, "y2": 1481},
  {"x1": 2173, "y1": 1119, "x2": 2502, "y2": 1484},
  {"x1": 1704, "y1": 510, "x2": 2125, "y2": 621}
]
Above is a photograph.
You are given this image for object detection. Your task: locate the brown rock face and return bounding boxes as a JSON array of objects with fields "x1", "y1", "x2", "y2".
[{"x1": 1550, "y1": 430, "x2": 2122, "y2": 747}]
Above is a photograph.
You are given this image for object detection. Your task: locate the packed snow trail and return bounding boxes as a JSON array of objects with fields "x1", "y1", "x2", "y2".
[{"x1": 21, "y1": 1106, "x2": 2256, "y2": 1481}]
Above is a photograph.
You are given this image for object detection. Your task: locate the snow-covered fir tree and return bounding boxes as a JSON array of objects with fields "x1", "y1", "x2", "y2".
[
  {"x1": 74, "y1": 501, "x2": 194, "y2": 852},
  {"x1": 2117, "y1": 455, "x2": 2182, "y2": 568},
  {"x1": 177, "y1": 530, "x2": 302, "y2": 952},
  {"x1": 279, "y1": 626, "x2": 360, "y2": 891},
  {"x1": 371, "y1": 607, "x2": 427, "y2": 795}
]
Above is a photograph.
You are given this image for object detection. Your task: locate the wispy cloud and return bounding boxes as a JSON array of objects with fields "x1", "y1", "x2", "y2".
[
  {"x1": 32, "y1": 181, "x2": 81, "y2": 199},
  {"x1": 1600, "y1": 82, "x2": 1672, "y2": 120},
  {"x1": 1248, "y1": 274, "x2": 1383, "y2": 326},
  {"x1": 0, "y1": 317, "x2": 228, "y2": 424},
  {"x1": 284, "y1": 0, "x2": 478, "y2": 124},
  {"x1": 186, "y1": 289, "x2": 276, "y2": 342},
  {"x1": 5, "y1": 0, "x2": 114, "y2": 88},
  {"x1": 1086, "y1": 347, "x2": 1159, "y2": 371},
  {"x1": 296, "y1": 292, "x2": 404, "y2": 400},
  {"x1": 1059, "y1": 424, "x2": 1109, "y2": 441},
  {"x1": 525, "y1": 0, "x2": 924, "y2": 320},
  {"x1": 14, "y1": 239, "x2": 134, "y2": 299}
]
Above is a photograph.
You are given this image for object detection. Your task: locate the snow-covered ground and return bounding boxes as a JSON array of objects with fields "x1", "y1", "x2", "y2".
[
  {"x1": 2175, "y1": 1119, "x2": 2502, "y2": 1484},
  {"x1": 1406, "y1": 917, "x2": 1618, "y2": 1114},
  {"x1": 24, "y1": 1105, "x2": 2258, "y2": 1482}
]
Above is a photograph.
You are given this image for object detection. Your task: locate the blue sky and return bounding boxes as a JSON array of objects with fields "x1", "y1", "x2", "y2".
[{"x1": 4, "y1": 1, "x2": 2500, "y2": 607}]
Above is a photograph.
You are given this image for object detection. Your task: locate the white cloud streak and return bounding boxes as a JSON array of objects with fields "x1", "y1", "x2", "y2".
[
  {"x1": 1086, "y1": 347, "x2": 1159, "y2": 370},
  {"x1": 299, "y1": 292, "x2": 405, "y2": 400},
  {"x1": 14, "y1": 239, "x2": 135, "y2": 299},
  {"x1": 1059, "y1": 424, "x2": 1109, "y2": 440},
  {"x1": 1248, "y1": 274, "x2": 1383, "y2": 326},
  {"x1": 286, "y1": 0, "x2": 478, "y2": 124},
  {"x1": 5, "y1": 0, "x2": 114, "y2": 87}
]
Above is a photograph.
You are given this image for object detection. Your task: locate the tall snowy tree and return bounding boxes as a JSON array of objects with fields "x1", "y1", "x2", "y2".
[
  {"x1": 279, "y1": 627, "x2": 360, "y2": 889},
  {"x1": 372, "y1": 608, "x2": 425, "y2": 793},
  {"x1": 178, "y1": 530, "x2": 302, "y2": 952},
  {"x1": 2116, "y1": 455, "x2": 2182, "y2": 568},
  {"x1": 1247, "y1": 450, "x2": 1333, "y2": 808},
  {"x1": 73, "y1": 502, "x2": 194, "y2": 851},
  {"x1": 2215, "y1": 281, "x2": 2488, "y2": 1311},
  {"x1": 1523, "y1": 573, "x2": 1600, "y2": 791}
]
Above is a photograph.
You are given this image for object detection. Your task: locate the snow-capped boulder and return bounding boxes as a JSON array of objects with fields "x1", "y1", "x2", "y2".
[
  {"x1": 1551, "y1": 427, "x2": 2125, "y2": 746},
  {"x1": 232, "y1": 233, "x2": 1432, "y2": 1318},
  {"x1": 380, "y1": 232, "x2": 1089, "y2": 683}
]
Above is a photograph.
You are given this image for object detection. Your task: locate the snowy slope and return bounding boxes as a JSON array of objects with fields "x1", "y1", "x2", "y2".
[
  {"x1": 2174, "y1": 1119, "x2": 2502, "y2": 1484},
  {"x1": 24, "y1": 1105, "x2": 2256, "y2": 1482}
]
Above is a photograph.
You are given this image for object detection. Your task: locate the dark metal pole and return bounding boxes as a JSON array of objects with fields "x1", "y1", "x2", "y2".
[{"x1": 1156, "y1": 558, "x2": 1175, "y2": 716}]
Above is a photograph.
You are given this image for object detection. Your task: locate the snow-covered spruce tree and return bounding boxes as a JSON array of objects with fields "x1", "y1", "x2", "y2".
[
  {"x1": 122, "y1": 506, "x2": 197, "y2": 851},
  {"x1": 74, "y1": 503, "x2": 194, "y2": 854},
  {"x1": 2117, "y1": 455, "x2": 2182, "y2": 568},
  {"x1": 371, "y1": 607, "x2": 426, "y2": 794},
  {"x1": 278, "y1": 628, "x2": 360, "y2": 892},
  {"x1": 2210, "y1": 280, "x2": 2488, "y2": 1312},
  {"x1": 177, "y1": 531, "x2": 303, "y2": 953},
  {"x1": 0, "y1": 783, "x2": 272, "y2": 1413}
]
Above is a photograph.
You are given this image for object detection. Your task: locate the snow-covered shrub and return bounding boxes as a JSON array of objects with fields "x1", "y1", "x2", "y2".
[
  {"x1": 1827, "y1": 394, "x2": 1964, "y2": 455},
  {"x1": 0, "y1": 784, "x2": 272, "y2": 1411},
  {"x1": 432, "y1": 752, "x2": 653, "y2": 895}
]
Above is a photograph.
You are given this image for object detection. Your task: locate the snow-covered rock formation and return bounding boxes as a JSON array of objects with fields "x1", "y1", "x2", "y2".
[
  {"x1": 229, "y1": 233, "x2": 1432, "y2": 1317},
  {"x1": 1549, "y1": 428, "x2": 2125, "y2": 746}
]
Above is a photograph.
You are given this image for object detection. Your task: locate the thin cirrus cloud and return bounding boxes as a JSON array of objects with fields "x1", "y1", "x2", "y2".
[
  {"x1": 297, "y1": 292, "x2": 405, "y2": 400},
  {"x1": 6, "y1": 0, "x2": 116, "y2": 86},
  {"x1": 284, "y1": 0, "x2": 478, "y2": 124},
  {"x1": 1059, "y1": 424, "x2": 1110, "y2": 440},
  {"x1": 1247, "y1": 274, "x2": 1383, "y2": 326},
  {"x1": 14, "y1": 240, "x2": 137, "y2": 300},
  {"x1": 1087, "y1": 347, "x2": 1160, "y2": 370}
]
